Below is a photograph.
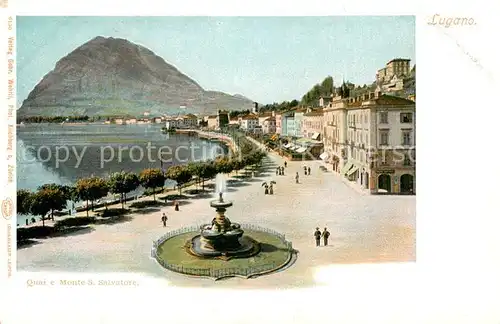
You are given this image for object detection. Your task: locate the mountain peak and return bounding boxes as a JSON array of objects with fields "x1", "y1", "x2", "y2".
[{"x1": 19, "y1": 37, "x2": 254, "y2": 118}]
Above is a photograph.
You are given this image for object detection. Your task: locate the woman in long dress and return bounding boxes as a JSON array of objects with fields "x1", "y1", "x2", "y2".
[{"x1": 264, "y1": 184, "x2": 269, "y2": 195}]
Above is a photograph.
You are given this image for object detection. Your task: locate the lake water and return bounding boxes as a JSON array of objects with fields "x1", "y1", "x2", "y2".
[{"x1": 17, "y1": 123, "x2": 226, "y2": 224}]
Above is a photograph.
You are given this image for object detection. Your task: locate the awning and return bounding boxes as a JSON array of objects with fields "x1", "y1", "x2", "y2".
[
  {"x1": 296, "y1": 147, "x2": 307, "y2": 153},
  {"x1": 340, "y1": 162, "x2": 353, "y2": 175},
  {"x1": 346, "y1": 165, "x2": 359, "y2": 176},
  {"x1": 319, "y1": 152, "x2": 329, "y2": 160},
  {"x1": 311, "y1": 132, "x2": 320, "y2": 140}
]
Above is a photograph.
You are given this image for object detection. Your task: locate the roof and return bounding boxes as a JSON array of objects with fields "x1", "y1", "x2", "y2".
[
  {"x1": 264, "y1": 117, "x2": 276, "y2": 122},
  {"x1": 241, "y1": 115, "x2": 258, "y2": 120},
  {"x1": 374, "y1": 94, "x2": 415, "y2": 106},
  {"x1": 387, "y1": 58, "x2": 411, "y2": 65},
  {"x1": 207, "y1": 115, "x2": 217, "y2": 119},
  {"x1": 258, "y1": 112, "x2": 272, "y2": 117},
  {"x1": 304, "y1": 110, "x2": 324, "y2": 117}
]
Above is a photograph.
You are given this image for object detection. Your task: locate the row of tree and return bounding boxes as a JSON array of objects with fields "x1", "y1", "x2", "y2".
[{"x1": 17, "y1": 148, "x2": 266, "y2": 227}]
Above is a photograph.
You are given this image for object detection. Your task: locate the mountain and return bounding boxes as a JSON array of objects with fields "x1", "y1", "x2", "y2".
[{"x1": 18, "y1": 36, "x2": 255, "y2": 118}]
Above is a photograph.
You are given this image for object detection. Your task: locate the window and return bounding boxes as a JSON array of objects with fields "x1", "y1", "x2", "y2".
[
  {"x1": 402, "y1": 130, "x2": 412, "y2": 146},
  {"x1": 380, "y1": 112, "x2": 388, "y2": 124},
  {"x1": 380, "y1": 129, "x2": 389, "y2": 145},
  {"x1": 400, "y1": 113, "x2": 413, "y2": 123},
  {"x1": 403, "y1": 154, "x2": 411, "y2": 166},
  {"x1": 364, "y1": 113, "x2": 368, "y2": 124}
]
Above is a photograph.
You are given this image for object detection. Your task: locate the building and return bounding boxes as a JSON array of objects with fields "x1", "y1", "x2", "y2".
[
  {"x1": 182, "y1": 114, "x2": 198, "y2": 128},
  {"x1": 293, "y1": 108, "x2": 306, "y2": 138},
  {"x1": 262, "y1": 116, "x2": 276, "y2": 134},
  {"x1": 275, "y1": 112, "x2": 283, "y2": 135},
  {"x1": 125, "y1": 118, "x2": 137, "y2": 124},
  {"x1": 252, "y1": 102, "x2": 259, "y2": 114},
  {"x1": 229, "y1": 117, "x2": 239, "y2": 125},
  {"x1": 282, "y1": 112, "x2": 296, "y2": 137},
  {"x1": 302, "y1": 109, "x2": 324, "y2": 140},
  {"x1": 319, "y1": 95, "x2": 333, "y2": 108},
  {"x1": 376, "y1": 58, "x2": 411, "y2": 83},
  {"x1": 240, "y1": 115, "x2": 258, "y2": 130},
  {"x1": 258, "y1": 112, "x2": 273, "y2": 127},
  {"x1": 322, "y1": 86, "x2": 415, "y2": 194},
  {"x1": 217, "y1": 110, "x2": 229, "y2": 129},
  {"x1": 206, "y1": 115, "x2": 217, "y2": 130}
]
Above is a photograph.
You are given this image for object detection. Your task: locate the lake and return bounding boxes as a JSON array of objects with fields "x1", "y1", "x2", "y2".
[{"x1": 16, "y1": 123, "x2": 227, "y2": 224}]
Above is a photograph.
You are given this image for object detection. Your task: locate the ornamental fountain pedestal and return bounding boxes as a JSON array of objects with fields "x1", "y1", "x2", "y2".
[{"x1": 189, "y1": 192, "x2": 259, "y2": 259}]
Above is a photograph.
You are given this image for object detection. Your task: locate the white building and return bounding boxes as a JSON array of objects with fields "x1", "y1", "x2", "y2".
[{"x1": 240, "y1": 115, "x2": 259, "y2": 130}]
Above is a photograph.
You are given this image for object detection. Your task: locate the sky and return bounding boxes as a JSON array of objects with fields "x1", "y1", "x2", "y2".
[{"x1": 17, "y1": 16, "x2": 415, "y2": 107}]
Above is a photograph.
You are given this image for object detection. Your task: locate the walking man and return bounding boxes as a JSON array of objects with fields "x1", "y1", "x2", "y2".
[
  {"x1": 174, "y1": 201, "x2": 180, "y2": 211},
  {"x1": 322, "y1": 227, "x2": 330, "y2": 246},
  {"x1": 304, "y1": 166, "x2": 307, "y2": 175},
  {"x1": 284, "y1": 161, "x2": 287, "y2": 168},
  {"x1": 161, "y1": 213, "x2": 168, "y2": 227},
  {"x1": 276, "y1": 167, "x2": 279, "y2": 176},
  {"x1": 314, "y1": 227, "x2": 321, "y2": 247},
  {"x1": 308, "y1": 166, "x2": 311, "y2": 175},
  {"x1": 295, "y1": 172, "x2": 299, "y2": 184}
]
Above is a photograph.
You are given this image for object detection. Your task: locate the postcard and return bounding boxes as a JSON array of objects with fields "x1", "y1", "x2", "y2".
[{"x1": 0, "y1": 5, "x2": 497, "y2": 324}]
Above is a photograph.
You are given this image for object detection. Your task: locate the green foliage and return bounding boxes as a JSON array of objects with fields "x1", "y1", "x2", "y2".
[
  {"x1": 54, "y1": 216, "x2": 96, "y2": 229},
  {"x1": 129, "y1": 200, "x2": 165, "y2": 209},
  {"x1": 75, "y1": 177, "x2": 109, "y2": 216},
  {"x1": 100, "y1": 208, "x2": 129, "y2": 217},
  {"x1": 17, "y1": 226, "x2": 55, "y2": 241},
  {"x1": 139, "y1": 168, "x2": 166, "y2": 200},
  {"x1": 165, "y1": 165, "x2": 192, "y2": 194},
  {"x1": 108, "y1": 171, "x2": 140, "y2": 209},
  {"x1": 20, "y1": 115, "x2": 90, "y2": 123},
  {"x1": 214, "y1": 157, "x2": 234, "y2": 174},
  {"x1": 17, "y1": 189, "x2": 32, "y2": 215},
  {"x1": 26, "y1": 188, "x2": 67, "y2": 226},
  {"x1": 301, "y1": 75, "x2": 334, "y2": 106}
]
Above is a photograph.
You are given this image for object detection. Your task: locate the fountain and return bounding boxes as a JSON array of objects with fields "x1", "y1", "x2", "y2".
[{"x1": 189, "y1": 175, "x2": 259, "y2": 259}]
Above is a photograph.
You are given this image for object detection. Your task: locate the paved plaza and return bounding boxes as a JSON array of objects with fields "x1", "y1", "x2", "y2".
[{"x1": 17, "y1": 151, "x2": 415, "y2": 288}]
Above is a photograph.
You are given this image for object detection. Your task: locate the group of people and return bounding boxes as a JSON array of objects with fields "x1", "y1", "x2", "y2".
[
  {"x1": 303, "y1": 166, "x2": 311, "y2": 176},
  {"x1": 276, "y1": 166, "x2": 285, "y2": 176},
  {"x1": 314, "y1": 227, "x2": 330, "y2": 246}
]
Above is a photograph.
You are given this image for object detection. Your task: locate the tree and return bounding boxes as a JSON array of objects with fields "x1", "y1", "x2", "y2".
[
  {"x1": 75, "y1": 177, "x2": 109, "y2": 216},
  {"x1": 165, "y1": 165, "x2": 192, "y2": 195},
  {"x1": 139, "y1": 168, "x2": 166, "y2": 201},
  {"x1": 37, "y1": 184, "x2": 75, "y2": 219},
  {"x1": 26, "y1": 188, "x2": 66, "y2": 227},
  {"x1": 214, "y1": 157, "x2": 234, "y2": 175},
  {"x1": 17, "y1": 189, "x2": 32, "y2": 216},
  {"x1": 109, "y1": 172, "x2": 140, "y2": 209},
  {"x1": 189, "y1": 161, "x2": 217, "y2": 190}
]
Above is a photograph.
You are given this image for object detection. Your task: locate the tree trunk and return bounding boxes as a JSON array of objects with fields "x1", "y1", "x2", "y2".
[
  {"x1": 86, "y1": 200, "x2": 89, "y2": 217},
  {"x1": 122, "y1": 193, "x2": 125, "y2": 209},
  {"x1": 202, "y1": 178, "x2": 205, "y2": 190},
  {"x1": 51, "y1": 209, "x2": 54, "y2": 221},
  {"x1": 153, "y1": 189, "x2": 156, "y2": 201},
  {"x1": 42, "y1": 216, "x2": 45, "y2": 227},
  {"x1": 91, "y1": 200, "x2": 94, "y2": 211}
]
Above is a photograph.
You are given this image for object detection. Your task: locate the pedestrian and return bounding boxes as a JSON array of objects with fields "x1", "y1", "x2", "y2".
[
  {"x1": 284, "y1": 161, "x2": 287, "y2": 168},
  {"x1": 322, "y1": 227, "x2": 330, "y2": 246},
  {"x1": 174, "y1": 201, "x2": 179, "y2": 211},
  {"x1": 295, "y1": 172, "x2": 299, "y2": 184},
  {"x1": 304, "y1": 166, "x2": 307, "y2": 176},
  {"x1": 308, "y1": 167, "x2": 311, "y2": 175},
  {"x1": 314, "y1": 227, "x2": 321, "y2": 247},
  {"x1": 269, "y1": 183, "x2": 274, "y2": 195},
  {"x1": 276, "y1": 167, "x2": 279, "y2": 176},
  {"x1": 161, "y1": 213, "x2": 168, "y2": 227}
]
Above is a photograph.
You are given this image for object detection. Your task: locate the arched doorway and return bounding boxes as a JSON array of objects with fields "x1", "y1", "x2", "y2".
[
  {"x1": 378, "y1": 174, "x2": 391, "y2": 193},
  {"x1": 400, "y1": 174, "x2": 414, "y2": 194}
]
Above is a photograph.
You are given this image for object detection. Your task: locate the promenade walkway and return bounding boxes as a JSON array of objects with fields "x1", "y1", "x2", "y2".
[{"x1": 17, "y1": 140, "x2": 415, "y2": 288}]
